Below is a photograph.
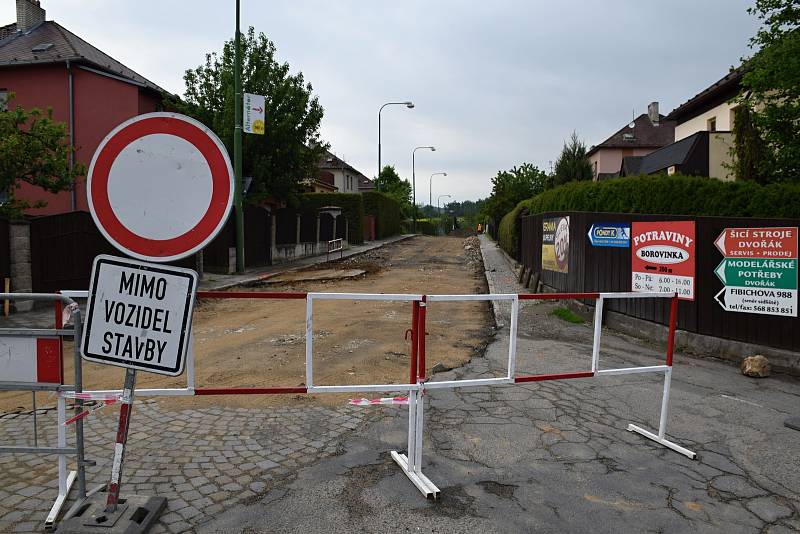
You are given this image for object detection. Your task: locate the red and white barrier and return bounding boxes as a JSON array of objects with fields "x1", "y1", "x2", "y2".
[{"x1": 60, "y1": 288, "x2": 695, "y2": 501}]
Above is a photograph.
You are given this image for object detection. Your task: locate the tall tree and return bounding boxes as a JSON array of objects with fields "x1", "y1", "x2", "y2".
[
  {"x1": 374, "y1": 165, "x2": 413, "y2": 217},
  {"x1": 553, "y1": 131, "x2": 593, "y2": 186},
  {"x1": 0, "y1": 94, "x2": 83, "y2": 217},
  {"x1": 736, "y1": 0, "x2": 800, "y2": 182},
  {"x1": 484, "y1": 163, "x2": 547, "y2": 222},
  {"x1": 731, "y1": 104, "x2": 768, "y2": 182},
  {"x1": 178, "y1": 27, "x2": 327, "y2": 204}
]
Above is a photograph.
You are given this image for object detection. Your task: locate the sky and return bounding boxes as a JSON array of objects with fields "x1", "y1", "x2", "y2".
[{"x1": 2, "y1": 1, "x2": 760, "y2": 203}]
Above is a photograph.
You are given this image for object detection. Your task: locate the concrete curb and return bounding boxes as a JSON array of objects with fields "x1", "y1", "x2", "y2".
[{"x1": 201, "y1": 234, "x2": 415, "y2": 291}]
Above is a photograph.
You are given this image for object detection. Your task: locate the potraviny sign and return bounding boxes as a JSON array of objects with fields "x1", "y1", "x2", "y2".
[
  {"x1": 714, "y1": 227, "x2": 798, "y2": 317},
  {"x1": 587, "y1": 223, "x2": 630, "y2": 247},
  {"x1": 631, "y1": 221, "x2": 695, "y2": 300},
  {"x1": 81, "y1": 255, "x2": 197, "y2": 376}
]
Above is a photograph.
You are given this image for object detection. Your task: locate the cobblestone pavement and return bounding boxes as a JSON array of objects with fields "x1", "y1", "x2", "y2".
[
  {"x1": 198, "y1": 236, "x2": 800, "y2": 533},
  {"x1": 0, "y1": 400, "x2": 381, "y2": 532}
]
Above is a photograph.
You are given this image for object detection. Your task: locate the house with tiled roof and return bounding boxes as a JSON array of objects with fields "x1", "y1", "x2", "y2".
[
  {"x1": 666, "y1": 67, "x2": 744, "y2": 142},
  {"x1": 0, "y1": 0, "x2": 166, "y2": 215},
  {"x1": 587, "y1": 102, "x2": 676, "y2": 181},
  {"x1": 621, "y1": 68, "x2": 744, "y2": 181},
  {"x1": 317, "y1": 150, "x2": 371, "y2": 194}
]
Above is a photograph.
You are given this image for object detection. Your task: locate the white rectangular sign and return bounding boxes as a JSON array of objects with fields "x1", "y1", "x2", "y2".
[
  {"x1": 243, "y1": 93, "x2": 265, "y2": 135},
  {"x1": 81, "y1": 255, "x2": 197, "y2": 376},
  {"x1": 714, "y1": 287, "x2": 797, "y2": 317}
]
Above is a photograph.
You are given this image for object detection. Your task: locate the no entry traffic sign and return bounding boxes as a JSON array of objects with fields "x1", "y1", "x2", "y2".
[
  {"x1": 81, "y1": 255, "x2": 198, "y2": 376},
  {"x1": 87, "y1": 112, "x2": 234, "y2": 262}
]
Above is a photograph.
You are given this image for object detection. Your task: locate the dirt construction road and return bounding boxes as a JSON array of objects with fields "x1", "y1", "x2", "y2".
[{"x1": 0, "y1": 236, "x2": 492, "y2": 412}]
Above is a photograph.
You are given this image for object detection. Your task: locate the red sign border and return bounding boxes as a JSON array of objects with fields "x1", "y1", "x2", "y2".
[
  {"x1": 87, "y1": 113, "x2": 234, "y2": 262},
  {"x1": 631, "y1": 220, "x2": 696, "y2": 301}
]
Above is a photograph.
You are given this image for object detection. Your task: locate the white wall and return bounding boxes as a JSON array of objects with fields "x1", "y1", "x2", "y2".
[
  {"x1": 674, "y1": 101, "x2": 736, "y2": 140},
  {"x1": 327, "y1": 169, "x2": 358, "y2": 193}
]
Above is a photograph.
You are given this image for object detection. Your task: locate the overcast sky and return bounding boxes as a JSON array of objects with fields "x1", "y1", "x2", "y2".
[{"x1": 2, "y1": 1, "x2": 760, "y2": 203}]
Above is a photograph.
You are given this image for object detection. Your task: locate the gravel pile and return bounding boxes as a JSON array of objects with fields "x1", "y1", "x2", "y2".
[{"x1": 463, "y1": 236, "x2": 484, "y2": 272}]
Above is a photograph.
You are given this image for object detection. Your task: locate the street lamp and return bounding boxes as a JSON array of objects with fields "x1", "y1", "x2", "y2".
[
  {"x1": 412, "y1": 146, "x2": 435, "y2": 233},
  {"x1": 378, "y1": 101, "x2": 414, "y2": 180},
  {"x1": 429, "y1": 172, "x2": 447, "y2": 210},
  {"x1": 437, "y1": 194, "x2": 451, "y2": 236}
]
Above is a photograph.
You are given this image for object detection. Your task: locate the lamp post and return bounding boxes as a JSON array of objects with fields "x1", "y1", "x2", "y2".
[
  {"x1": 412, "y1": 146, "x2": 435, "y2": 233},
  {"x1": 378, "y1": 101, "x2": 414, "y2": 180},
  {"x1": 429, "y1": 172, "x2": 447, "y2": 211},
  {"x1": 233, "y1": 0, "x2": 245, "y2": 272},
  {"x1": 437, "y1": 194, "x2": 451, "y2": 236}
]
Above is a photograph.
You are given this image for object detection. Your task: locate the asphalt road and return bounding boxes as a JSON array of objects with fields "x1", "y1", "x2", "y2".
[{"x1": 197, "y1": 238, "x2": 800, "y2": 533}]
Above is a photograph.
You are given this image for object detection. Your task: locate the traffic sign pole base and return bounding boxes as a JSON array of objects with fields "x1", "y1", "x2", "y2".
[{"x1": 56, "y1": 493, "x2": 166, "y2": 533}]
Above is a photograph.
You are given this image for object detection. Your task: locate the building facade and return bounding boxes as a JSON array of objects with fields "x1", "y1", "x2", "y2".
[{"x1": 0, "y1": 0, "x2": 165, "y2": 215}]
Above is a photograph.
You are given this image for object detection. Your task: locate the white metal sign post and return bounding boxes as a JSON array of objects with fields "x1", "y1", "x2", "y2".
[
  {"x1": 61, "y1": 112, "x2": 232, "y2": 532},
  {"x1": 80, "y1": 255, "x2": 197, "y2": 519}
]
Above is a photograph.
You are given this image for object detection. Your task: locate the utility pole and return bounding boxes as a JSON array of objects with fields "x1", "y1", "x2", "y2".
[{"x1": 233, "y1": 0, "x2": 245, "y2": 272}]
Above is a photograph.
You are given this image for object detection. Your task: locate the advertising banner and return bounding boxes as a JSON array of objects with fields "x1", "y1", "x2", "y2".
[
  {"x1": 631, "y1": 221, "x2": 695, "y2": 300},
  {"x1": 587, "y1": 223, "x2": 630, "y2": 247},
  {"x1": 713, "y1": 227, "x2": 797, "y2": 317},
  {"x1": 542, "y1": 216, "x2": 570, "y2": 273}
]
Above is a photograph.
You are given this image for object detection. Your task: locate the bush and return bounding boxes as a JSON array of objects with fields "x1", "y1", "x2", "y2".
[
  {"x1": 415, "y1": 219, "x2": 438, "y2": 236},
  {"x1": 362, "y1": 191, "x2": 402, "y2": 239},
  {"x1": 498, "y1": 174, "x2": 800, "y2": 257},
  {"x1": 299, "y1": 193, "x2": 365, "y2": 245}
]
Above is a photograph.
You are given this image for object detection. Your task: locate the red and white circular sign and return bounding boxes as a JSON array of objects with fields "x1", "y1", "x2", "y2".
[{"x1": 87, "y1": 112, "x2": 234, "y2": 262}]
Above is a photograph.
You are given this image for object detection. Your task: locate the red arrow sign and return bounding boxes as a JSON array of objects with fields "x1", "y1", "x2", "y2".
[
  {"x1": 251, "y1": 106, "x2": 263, "y2": 113},
  {"x1": 714, "y1": 227, "x2": 798, "y2": 258}
]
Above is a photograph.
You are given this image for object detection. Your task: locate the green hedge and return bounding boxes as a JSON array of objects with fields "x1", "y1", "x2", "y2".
[
  {"x1": 415, "y1": 219, "x2": 438, "y2": 236},
  {"x1": 362, "y1": 191, "x2": 402, "y2": 239},
  {"x1": 499, "y1": 174, "x2": 800, "y2": 257},
  {"x1": 299, "y1": 193, "x2": 364, "y2": 245}
]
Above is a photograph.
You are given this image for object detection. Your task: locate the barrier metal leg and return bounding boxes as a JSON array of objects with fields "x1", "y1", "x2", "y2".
[
  {"x1": 45, "y1": 395, "x2": 76, "y2": 530},
  {"x1": 391, "y1": 388, "x2": 440, "y2": 499},
  {"x1": 627, "y1": 367, "x2": 696, "y2": 459}
]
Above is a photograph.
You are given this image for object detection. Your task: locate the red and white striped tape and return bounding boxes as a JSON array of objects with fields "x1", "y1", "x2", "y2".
[
  {"x1": 60, "y1": 392, "x2": 128, "y2": 402},
  {"x1": 348, "y1": 396, "x2": 409, "y2": 406},
  {"x1": 64, "y1": 399, "x2": 118, "y2": 425}
]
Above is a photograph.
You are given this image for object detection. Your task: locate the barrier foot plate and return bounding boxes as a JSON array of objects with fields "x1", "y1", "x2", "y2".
[
  {"x1": 391, "y1": 450, "x2": 441, "y2": 500},
  {"x1": 627, "y1": 424, "x2": 697, "y2": 460},
  {"x1": 784, "y1": 417, "x2": 800, "y2": 431},
  {"x1": 56, "y1": 493, "x2": 166, "y2": 533},
  {"x1": 45, "y1": 470, "x2": 77, "y2": 531}
]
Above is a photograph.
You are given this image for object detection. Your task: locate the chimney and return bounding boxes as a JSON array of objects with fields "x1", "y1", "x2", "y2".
[
  {"x1": 16, "y1": 0, "x2": 45, "y2": 32},
  {"x1": 648, "y1": 102, "x2": 660, "y2": 124}
]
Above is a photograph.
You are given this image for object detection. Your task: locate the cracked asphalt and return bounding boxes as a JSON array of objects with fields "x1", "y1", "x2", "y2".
[{"x1": 199, "y1": 236, "x2": 800, "y2": 533}]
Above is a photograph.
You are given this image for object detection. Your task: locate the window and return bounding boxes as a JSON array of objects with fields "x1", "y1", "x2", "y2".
[
  {"x1": 0, "y1": 90, "x2": 7, "y2": 112},
  {"x1": 707, "y1": 116, "x2": 717, "y2": 132}
]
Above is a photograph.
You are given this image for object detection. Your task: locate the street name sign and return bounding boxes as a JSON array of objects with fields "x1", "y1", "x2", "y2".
[
  {"x1": 587, "y1": 223, "x2": 630, "y2": 247},
  {"x1": 87, "y1": 112, "x2": 234, "y2": 263},
  {"x1": 714, "y1": 227, "x2": 797, "y2": 317},
  {"x1": 244, "y1": 93, "x2": 266, "y2": 135},
  {"x1": 81, "y1": 255, "x2": 197, "y2": 376},
  {"x1": 631, "y1": 221, "x2": 695, "y2": 300}
]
